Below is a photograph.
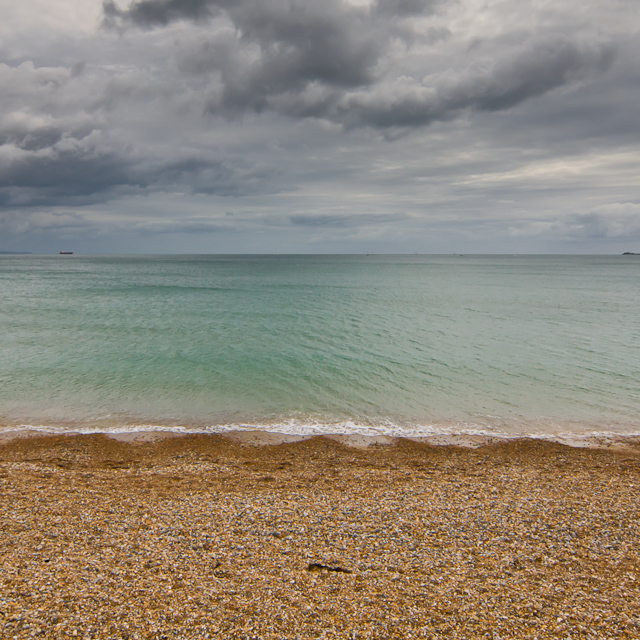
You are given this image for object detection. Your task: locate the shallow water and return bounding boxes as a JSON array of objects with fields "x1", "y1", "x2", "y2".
[{"x1": 1, "y1": 254, "x2": 639, "y2": 440}]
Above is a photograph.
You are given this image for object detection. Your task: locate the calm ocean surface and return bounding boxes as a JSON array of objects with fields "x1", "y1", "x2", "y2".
[{"x1": 1, "y1": 254, "x2": 639, "y2": 441}]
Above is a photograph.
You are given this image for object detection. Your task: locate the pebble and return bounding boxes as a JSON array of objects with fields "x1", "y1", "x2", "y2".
[{"x1": 0, "y1": 434, "x2": 638, "y2": 639}]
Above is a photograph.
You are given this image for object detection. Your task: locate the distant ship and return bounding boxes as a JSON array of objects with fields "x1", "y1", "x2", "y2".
[
  {"x1": 622, "y1": 252, "x2": 638, "y2": 255},
  {"x1": 59, "y1": 251, "x2": 73, "y2": 255}
]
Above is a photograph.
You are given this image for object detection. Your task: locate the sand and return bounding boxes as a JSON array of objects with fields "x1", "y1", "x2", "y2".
[{"x1": 0, "y1": 433, "x2": 639, "y2": 639}]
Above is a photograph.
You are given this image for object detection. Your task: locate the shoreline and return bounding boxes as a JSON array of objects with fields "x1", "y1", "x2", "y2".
[{"x1": 2, "y1": 426, "x2": 640, "y2": 453}]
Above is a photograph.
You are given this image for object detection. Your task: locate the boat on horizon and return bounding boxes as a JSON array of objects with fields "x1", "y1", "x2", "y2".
[{"x1": 59, "y1": 251, "x2": 73, "y2": 255}]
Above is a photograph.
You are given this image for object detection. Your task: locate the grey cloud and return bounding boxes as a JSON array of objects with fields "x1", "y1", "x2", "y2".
[
  {"x1": 106, "y1": 0, "x2": 382, "y2": 88},
  {"x1": 103, "y1": 0, "x2": 435, "y2": 30},
  {"x1": 177, "y1": 1, "x2": 384, "y2": 108},
  {"x1": 103, "y1": 0, "x2": 216, "y2": 28},
  {"x1": 132, "y1": 219, "x2": 227, "y2": 234},
  {"x1": 576, "y1": 203, "x2": 640, "y2": 239},
  {"x1": 505, "y1": 203, "x2": 640, "y2": 241},
  {"x1": 153, "y1": 156, "x2": 284, "y2": 196},
  {"x1": 0, "y1": 62, "x2": 135, "y2": 206},
  {"x1": 289, "y1": 214, "x2": 349, "y2": 227},
  {"x1": 289, "y1": 212, "x2": 409, "y2": 227},
  {"x1": 2, "y1": 0, "x2": 636, "y2": 255},
  {"x1": 374, "y1": 0, "x2": 440, "y2": 17},
  {"x1": 469, "y1": 37, "x2": 616, "y2": 112},
  {"x1": 0, "y1": 57, "x2": 289, "y2": 208},
  {"x1": 104, "y1": 0, "x2": 440, "y2": 28},
  {"x1": 104, "y1": 0, "x2": 419, "y2": 116},
  {"x1": 0, "y1": 209, "x2": 97, "y2": 237},
  {"x1": 104, "y1": 0, "x2": 617, "y2": 132},
  {"x1": 333, "y1": 36, "x2": 616, "y2": 130},
  {"x1": 0, "y1": 125, "x2": 66, "y2": 151},
  {"x1": 0, "y1": 133, "x2": 286, "y2": 208},
  {"x1": 0, "y1": 128, "x2": 140, "y2": 208},
  {"x1": 0, "y1": 151, "x2": 136, "y2": 208}
]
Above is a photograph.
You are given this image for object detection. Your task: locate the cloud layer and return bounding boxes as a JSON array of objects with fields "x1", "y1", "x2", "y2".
[
  {"x1": 0, "y1": 0, "x2": 639, "y2": 252},
  {"x1": 104, "y1": 0, "x2": 616, "y2": 130}
]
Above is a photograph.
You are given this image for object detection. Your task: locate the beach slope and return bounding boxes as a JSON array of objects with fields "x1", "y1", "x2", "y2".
[{"x1": 1, "y1": 434, "x2": 639, "y2": 639}]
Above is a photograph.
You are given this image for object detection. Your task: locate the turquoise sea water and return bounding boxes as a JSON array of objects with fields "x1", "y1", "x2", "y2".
[{"x1": 1, "y1": 254, "x2": 639, "y2": 440}]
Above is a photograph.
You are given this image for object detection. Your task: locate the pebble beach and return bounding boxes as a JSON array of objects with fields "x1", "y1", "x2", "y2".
[{"x1": 1, "y1": 433, "x2": 639, "y2": 639}]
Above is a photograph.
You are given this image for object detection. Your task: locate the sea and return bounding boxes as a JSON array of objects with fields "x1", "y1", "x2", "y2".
[{"x1": 1, "y1": 254, "x2": 639, "y2": 444}]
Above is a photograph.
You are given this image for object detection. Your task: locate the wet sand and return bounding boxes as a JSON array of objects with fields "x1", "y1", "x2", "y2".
[{"x1": 0, "y1": 433, "x2": 639, "y2": 639}]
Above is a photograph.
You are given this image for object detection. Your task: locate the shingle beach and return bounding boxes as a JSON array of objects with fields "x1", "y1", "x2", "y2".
[{"x1": 1, "y1": 433, "x2": 639, "y2": 639}]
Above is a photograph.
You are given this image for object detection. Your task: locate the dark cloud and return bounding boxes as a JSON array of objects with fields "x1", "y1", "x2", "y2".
[
  {"x1": 0, "y1": 147, "x2": 137, "y2": 208},
  {"x1": 132, "y1": 218, "x2": 227, "y2": 234},
  {"x1": 1, "y1": 0, "x2": 638, "y2": 253},
  {"x1": 0, "y1": 125, "x2": 67, "y2": 152},
  {"x1": 374, "y1": 0, "x2": 439, "y2": 18},
  {"x1": 289, "y1": 214, "x2": 350, "y2": 227},
  {"x1": 109, "y1": 0, "x2": 385, "y2": 114},
  {"x1": 103, "y1": 0, "x2": 440, "y2": 28},
  {"x1": 103, "y1": 0, "x2": 617, "y2": 132},
  {"x1": 334, "y1": 36, "x2": 616, "y2": 130},
  {"x1": 0, "y1": 56, "x2": 288, "y2": 207},
  {"x1": 470, "y1": 37, "x2": 616, "y2": 112},
  {"x1": 289, "y1": 212, "x2": 409, "y2": 227},
  {"x1": 103, "y1": 0, "x2": 439, "y2": 30},
  {"x1": 153, "y1": 156, "x2": 284, "y2": 196},
  {"x1": 0, "y1": 131, "x2": 285, "y2": 207},
  {"x1": 575, "y1": 204, "x2": 640, "y2": 239},
  {"x1": 103, "y1": 0, "x2": 216, "y2": 28}
]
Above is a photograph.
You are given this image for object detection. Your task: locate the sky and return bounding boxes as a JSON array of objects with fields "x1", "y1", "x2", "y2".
[{"x1": 1, "y1": 0, "x2": 639, "y2": 254}]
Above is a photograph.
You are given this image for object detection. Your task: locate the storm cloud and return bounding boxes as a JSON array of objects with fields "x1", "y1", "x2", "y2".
[
  {"x1": 103, "y1": 0, "x2": 616, "y2": 130},
  {"x1": 0, "y1": 0, "x2": 639, "y2": 253},
  {"x1": 0, "y1": 60, "x2": 284, "y2": 207}
]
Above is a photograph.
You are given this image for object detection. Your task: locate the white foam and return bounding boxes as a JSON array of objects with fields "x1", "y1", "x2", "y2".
[{"x1": 2, "y1": 418, "x2": 640, "y2": 446}]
